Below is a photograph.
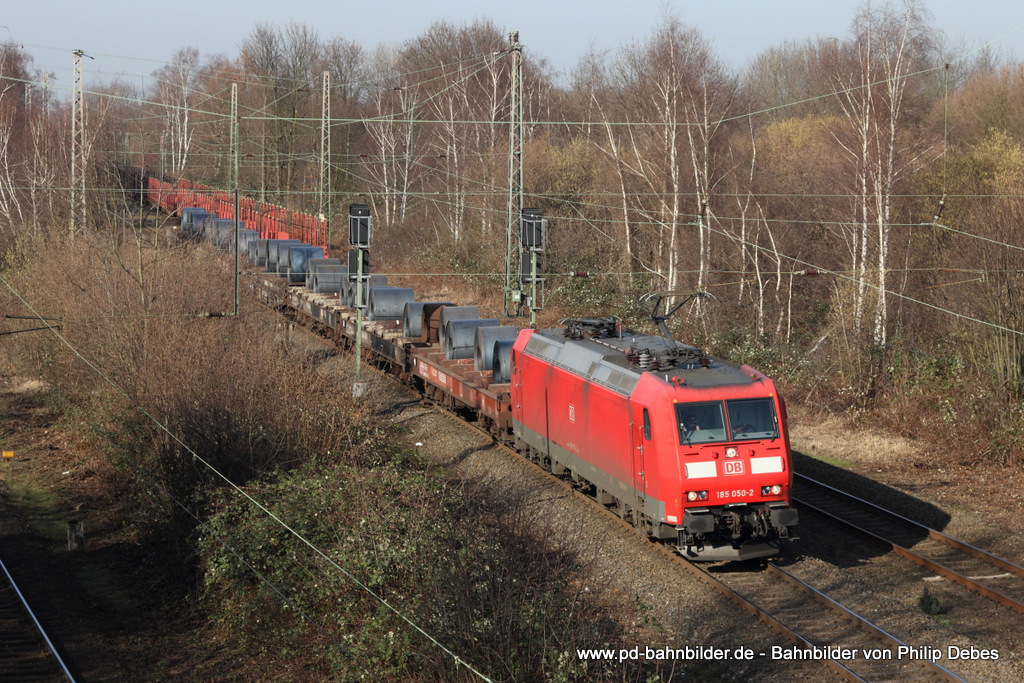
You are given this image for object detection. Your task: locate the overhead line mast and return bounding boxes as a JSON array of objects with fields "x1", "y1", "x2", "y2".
[
  {"x1": 70, "y1": 50, "x2": 87, "y2": 239},
  {"x1": 503, "y1": 31, "x2": 524, "y2": 318},
  {"x1": 229, "y1": 83, "x2": 239, "y2": 189},
  {"x1": 319, "y1": 71, "x2": 332, "y2": 248},
  {"x1": 502, "y1": 32, "x2": 546, "y2": 325},
  {"x1": 231, "y1": 83, "x2": 240, "y2": 316}
]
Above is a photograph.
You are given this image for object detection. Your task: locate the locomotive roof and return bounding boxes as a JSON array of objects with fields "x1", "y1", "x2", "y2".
[{"x1": 525, "y1": 318, "x2": 758, "y2": 396}]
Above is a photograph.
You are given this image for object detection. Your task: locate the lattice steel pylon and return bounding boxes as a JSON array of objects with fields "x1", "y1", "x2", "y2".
[
  {"x1": 503, "y1": 31, "x2": 524, "y2": 317},
  {"x1": 70, "y1": 50, "x2": 86, "y2": 239},
  {"x1": 42, "y1": 72, "x2": 50, "y2": 115},
  {"x1": 319, "y1": 71, "x2": 332, "y2": 247}
]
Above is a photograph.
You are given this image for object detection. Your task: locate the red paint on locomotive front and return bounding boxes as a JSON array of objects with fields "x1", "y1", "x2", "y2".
[{"x1": 630, "y1": 370, "x2": 793, "y2": 526}]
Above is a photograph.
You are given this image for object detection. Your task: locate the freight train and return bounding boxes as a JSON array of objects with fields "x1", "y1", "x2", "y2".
[{"x1": 136, "y1": 171, "x2": 797, "y2": 561}]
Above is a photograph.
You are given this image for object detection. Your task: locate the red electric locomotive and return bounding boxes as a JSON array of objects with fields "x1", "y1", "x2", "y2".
[{"x1": 509, "y1": 300, "x2": 797, "y2": 561}]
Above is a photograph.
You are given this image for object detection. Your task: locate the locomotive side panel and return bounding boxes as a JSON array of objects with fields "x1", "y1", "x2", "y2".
[{"x1": 512, "y1": 335, "x2": 647, "y2": 518}]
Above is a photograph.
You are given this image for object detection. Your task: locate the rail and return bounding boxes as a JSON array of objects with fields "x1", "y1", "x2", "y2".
[
  {"x1": 794, "y1": 473, "x2": 1024, "y2": 616},
  {"x1": 0, "y1": 552, "x2": 76, "y2": 681}
]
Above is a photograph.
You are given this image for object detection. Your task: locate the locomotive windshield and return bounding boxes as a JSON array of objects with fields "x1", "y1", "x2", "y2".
[
  {"x1": 726, "y1": 398, "x2": 779, "y2": 441},
  {"x1": 676, "y1": 398, "x2": 779, "y2": 445}
]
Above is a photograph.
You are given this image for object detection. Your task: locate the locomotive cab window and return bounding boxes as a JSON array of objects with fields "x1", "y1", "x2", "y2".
[
  {"x1": 643, "y1": 408, "x2": 651, "y2": 440},
  {"x1": 726, "y1": 398, "x2": 779, "y2": 441},
  {"x1": 675, "y1": 401, "x2": 726, "y2": 444}
]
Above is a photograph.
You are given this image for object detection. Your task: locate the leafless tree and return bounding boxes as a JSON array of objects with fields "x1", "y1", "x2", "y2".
[
  {"x1": 152, "y1": 48, "x2": 201, "y2": 175},
  {"x1": 0, "y1": 42, "x2": 30, "y2": 241},
  {"x1": 598, "y1": 16, "x2": 733, "y2": 298},
  {"x1": 240, "y1": 23, "x2": 324, "y2": 204},
  {"x1": 362, "y1": 44, "x2": 421, "y2": 227},
  {"x1": 830, "y1": 0, "x2": 938, "y2": 357}
]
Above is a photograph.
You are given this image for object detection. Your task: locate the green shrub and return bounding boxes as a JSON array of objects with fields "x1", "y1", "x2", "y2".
[{"x1": 200, "y1": 455, "x2": 635, "y2": 681}]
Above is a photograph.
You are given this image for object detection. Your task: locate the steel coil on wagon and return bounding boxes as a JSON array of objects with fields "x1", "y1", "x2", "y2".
[
  {"x1": 204, "y1": 218, "x2": 223, "y2": 244},
  {"x1": 266, "y1": 239, "x2": 300, "y2": 273},
  {"x1": 366, "y1": 287, "x2": 415, "y2": 321},
  {"x1": 342, "y1": 274, "x2": 387, "y2": 308},
  {"x1": 232, "y1": 229, "x2": 258, "y2": 254},
  {"x1": 474, "y1": 326, "x2": 518, "y2": 372},
  {"x1": 491, "y1": 339, "x2": 516, "y2": 383},
  {"x1": 411, "y1": 302, "x2": 457, "y2": 342},
  {"x1": 211, "y1": 221, "x2": 229, "y2": 243},
  {"x1": 249, "y1": 239, "x2": 264, "y2": 264},
  {"x1": 311, "y1": 265, "x2": 348, "y2": 294},
  {"x1": 212, "y1": 220, "x2": 230, "y2": 247},
  {"x1": 212, "y1": 219, "x2": 246, "y2": 248},
  {"x1": 180, "y1": 208, "x2": 211, "y2": 235},
  {"x1": 444, "y1": 319, "x2": 499, "y2": 360},
  {"x1": 402, "y1": 302, "x2": 425, "y2": 337},
  {"x1": 305, "y1": 258, "x2": 342, "y2": 288},
  {"x1": 287, "y1": 246, "x2": 325, "y2": 283},
  {"x1": 198, "y1": 217, "x2": 218, "y2": 241},
  {"x1": 253, "y1": 239, "x2": 270, "y2": 266},
  {"x1": 402, "y1": 301, "x2": 452, "y2": 338},
  {"x1": 437, "y1": 306, "x2": 480, "y2": 351},
  {"x1": 340, "y1": 277, "x2": 354, "y2": 306},
  {"x1": 438, "y1": 306, "x2": 479, "y2": 328},
  {"x1": 279, "y1": 243, "x2": 312, "y2": 275}
]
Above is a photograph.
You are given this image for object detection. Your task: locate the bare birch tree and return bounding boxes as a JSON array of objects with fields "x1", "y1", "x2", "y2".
[
  {"x1": 0, "y1": 43, "x2": 29, "y2": 241},
  {"x1": 602, "y1": 17, "x2": 731, "y2": 295},
  {"x1": 153, "y1": 48, "x2": 200, "y2": 175},
  {"x1": 831, "y1": 1, "x2": 937, "y2": 358},
  {"x1": 362, "y1": 45, "x2": 420, "y2": 228}
]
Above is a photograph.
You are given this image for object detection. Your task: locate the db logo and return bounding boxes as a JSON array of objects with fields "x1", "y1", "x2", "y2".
[{"x1": 724, "y1": 460, "x2": 744, "y2": 476}]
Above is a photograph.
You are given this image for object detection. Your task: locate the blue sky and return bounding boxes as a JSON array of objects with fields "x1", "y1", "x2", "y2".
[{"x1": 6, "y1": 0, "x2": 1024, "y2": 90}]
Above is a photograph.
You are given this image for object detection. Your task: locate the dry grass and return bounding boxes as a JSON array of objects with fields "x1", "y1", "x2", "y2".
[{"x1": 789, "y1": 406, "x2": 921, "y2": 465}]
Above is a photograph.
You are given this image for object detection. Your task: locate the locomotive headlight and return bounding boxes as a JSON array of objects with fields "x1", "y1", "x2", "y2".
[
  {"x1": 686, "y1": 490, "x2": 708, "y2": 502},
  {"x1": 761, "y1": 485, "x2": 783, "y2": 496},
  {"x1": 725, "y1": 447, "x2": 738, "y2": 458}
]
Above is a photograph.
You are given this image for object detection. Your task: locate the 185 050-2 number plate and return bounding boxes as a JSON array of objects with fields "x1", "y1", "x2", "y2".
[{"x1": 716, "y1": 488, "x2": 754, "y2": 500}]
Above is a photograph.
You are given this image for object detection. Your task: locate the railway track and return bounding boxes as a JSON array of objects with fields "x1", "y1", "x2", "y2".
[
  {"x1": 0, "y1": 554, "x2": 73, "y2": 682},
  {"x1": 794, "y1": 473, "x2": 1024, "y2": 616},
  {"x1": 712, "y1": 563, "x2": 960, "y2": 682}
]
